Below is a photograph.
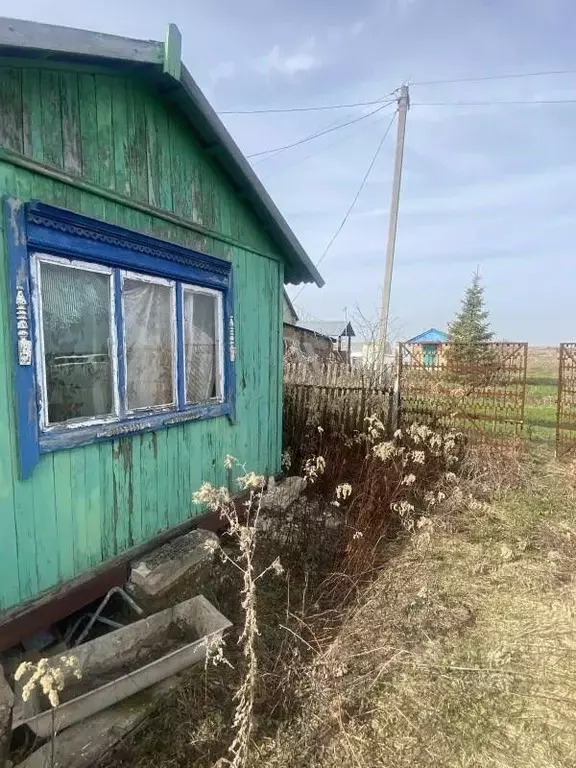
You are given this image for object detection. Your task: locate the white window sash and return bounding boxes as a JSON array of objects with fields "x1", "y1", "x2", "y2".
[
  {"x1": 31, "y1": 252, "x2": 120, "y2": 431},
  {"x1": 31, "y1": 255, "x2": 227, "y2": 432},
  {"x1": 182, "y1": 285, "x2": 225, "y2": 405}
]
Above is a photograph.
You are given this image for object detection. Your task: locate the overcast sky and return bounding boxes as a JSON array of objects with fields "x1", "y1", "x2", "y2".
[{"x1": 3, "y1": 0, "x2": 576, "y2": 343}]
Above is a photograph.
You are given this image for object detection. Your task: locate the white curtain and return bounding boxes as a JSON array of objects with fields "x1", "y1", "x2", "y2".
[
  {"x1": 184, "y1": 291, "x2": 219, "y2": 404},
  {"x1": 123, "y1": 279, "x2": 174, "y2": 409}
]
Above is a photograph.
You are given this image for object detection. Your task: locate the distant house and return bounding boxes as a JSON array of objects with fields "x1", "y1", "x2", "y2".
[
  {"x1": 296, "y1": 320, "x2": 355, "y2": 363},
  {"x1": 282, "y1": 292, "x2": 352, "y2": 361},
  {"x1": 405, "y1": 328, "x2": 448, "y2": 367},
  {"x1": 283, "y1": 290, "x2": 298, "y2": 325},
  {"x1": 350, "y1": 340, "x2": 394, "y2": 370}
]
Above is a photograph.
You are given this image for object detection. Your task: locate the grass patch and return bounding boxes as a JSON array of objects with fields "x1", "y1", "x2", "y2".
[
  {"x1": 101, "y1": 441, "x2": 576, "y2": 768},
  {"x1": 524, "y1": 347, "x2": 558, "y2": 444},
  {"x1": 252, "y1": 457, "x2": 576, "y2": 768}
]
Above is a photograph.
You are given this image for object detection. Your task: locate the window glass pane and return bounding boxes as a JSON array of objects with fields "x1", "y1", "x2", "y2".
[
  {"x1": 40, "y1": 261, "x2": 114, "y2": 424},
  {"x1": 123, "y1": 278, "x2": 174, "y2": 410},
  {"x1": 184, "y1": 290, "x2": 221, "y2": 404}
]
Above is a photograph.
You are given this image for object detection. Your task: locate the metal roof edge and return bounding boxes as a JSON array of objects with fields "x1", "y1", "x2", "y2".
[
  {"x1": 178, "y1": 66, "x2": 323, "y2": 287},
  {"x1": 0, "y1": 16, "x2": 163, "y2": 63}
]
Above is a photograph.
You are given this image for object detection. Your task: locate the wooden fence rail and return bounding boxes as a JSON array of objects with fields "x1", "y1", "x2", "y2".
[{"x1": 284, "y1": 379, "x2": 393, "y2": 440}]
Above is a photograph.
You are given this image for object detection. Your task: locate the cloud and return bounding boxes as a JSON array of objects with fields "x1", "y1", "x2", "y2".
[
  {"x1": 209, "y1": 60, "x2": 236, "y2": 86},
  {"x1": 350, "y1": 21, "x2": 365, "y2": 37},
  {"x1": 254, "y1": 40, "x2": 320, "y2": 76}
]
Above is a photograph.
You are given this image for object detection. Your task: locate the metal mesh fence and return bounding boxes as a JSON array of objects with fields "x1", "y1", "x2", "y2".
[
  {"x1": 398, "y1": 342, "x2": 528, "y2": 442},
  {"x1": 556, "y1": 343, "x2": 576, "y2": 459}
]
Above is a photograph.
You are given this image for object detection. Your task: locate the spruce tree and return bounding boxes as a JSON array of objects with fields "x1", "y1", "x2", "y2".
[{"x1": 446, "y1": 270, "x2": 495, "y2": 380}]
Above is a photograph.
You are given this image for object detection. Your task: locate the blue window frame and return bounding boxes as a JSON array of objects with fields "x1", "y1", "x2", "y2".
[{"x1": 5, "y1": 199, "x2": 236, "y2": 479}]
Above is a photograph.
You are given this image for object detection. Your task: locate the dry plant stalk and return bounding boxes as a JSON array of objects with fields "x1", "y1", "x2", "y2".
[
  {"x1": 15, "y1": 655, "x2": 82, "y2": 768},
  {"x1": 193, "y1": 458, "x2": 283, "y2": 768}
]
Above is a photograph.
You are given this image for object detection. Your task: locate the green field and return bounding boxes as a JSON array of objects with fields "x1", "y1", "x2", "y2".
[{"x1": 524, "y1": 346, "x2": 557, "y2": 442}]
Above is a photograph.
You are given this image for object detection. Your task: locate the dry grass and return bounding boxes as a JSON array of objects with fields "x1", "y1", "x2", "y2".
[
  {"x1": 253, "y1": 457, "x2": 576, "y2": 768},
  {"x1": 102, "y1": 444, "x2": 576, "y2": 768}
]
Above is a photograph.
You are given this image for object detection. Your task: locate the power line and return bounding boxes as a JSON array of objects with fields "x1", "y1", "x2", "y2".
[
  {"x1": 260, "y1": 107, "x2": 396, "y2": 181},
  {"x1": 246, "y1": 101, "x2": 396, "y2": 159},
  {"x1": 218, "y1": 94, "x2": 398, "y2": 115},
  {"x1": 412, "y1": 68, "x2": 576, "y2": 86},
  {"x1": 293, "y1": 110, "x2": 398, "y2": 302},
  {"x1": 219, "y1": 69, "x2": 576, "y2": 120},
  {"x1": 413, "y1": 98, "x2": 576, "y2": 107}
]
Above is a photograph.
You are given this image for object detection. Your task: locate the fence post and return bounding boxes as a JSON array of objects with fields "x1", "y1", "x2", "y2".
[
  {"x1": 556, "y1": 344, "x2": 564, "y2": 459},
  {"x1": 387, "y1": 343, "x2": 401, "y2": 436}
]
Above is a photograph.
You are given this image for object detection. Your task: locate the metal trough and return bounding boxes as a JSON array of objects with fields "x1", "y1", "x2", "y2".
[{"x1": 14, "y1": 594, "x2": 231, "y2": 738}]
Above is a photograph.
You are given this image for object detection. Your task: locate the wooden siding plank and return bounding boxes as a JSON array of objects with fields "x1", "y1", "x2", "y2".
[
  {"x1": 155, "y1": 100, "x2": 173, "y2": 214},
  {"x1": 267, "y1": 260, "x2": 279, "y2": 474},
  {"x1": 181, "y1": 416, "x2": 194, "y2": 516},
  {"x1": 167, "y1": 424, "x2": 181, "y2": 528},
  {"x1": 95, "y1": 75, "x2": 114, "y2": 190},
  {"x1": 78, "y1": 73, "x2": 99, "y2": 183},
  {"x1": 40, "y1": 70, "x2": 64, "y2": 168},
  {"x1": 21, "y1": 68, "x2": 44, "y2": 162},
  {"x1": 31, "y1": 454, "x2": 61, "y2": 592},
  {"x1": 99, "y1": 442, "x2": 116, "y2": 559},
  {"x1": 246, "y1": 254, "x2": 260, "y2": 471},
  {"x1": 130, "y1": 434, "x2": 143, "y2": 545},
  {"x1": 111, "y1": 78, "x2": 129, "y2": 197},
  {"x1": 0, "y1": 162, "x2": 21, "y2": 609},
  {"x1": 168, "y1": 115, "x2": 192, "y2": 222},
  {"x1": 52, "y1": 450, "x2": 77, "y2": 581},
  {"x1": 154, "y1": 429, "x2": 170, "y2": 531},
  {"x1": 83, "y1": 443, "x2": 104, "y2": 566},
  {"x1": 125, "y1": 82, "x2": 149, "y2": 203},
  {"x1": 233, "y1": 248, "x2": 252, "y2": 468},
  {"x1": 0, "y1": 67, "x2": 23, "y2": 153},
  {"x1": 60, "y1": 71, "x2": 82, "y2": 175},
  {"x1": 144, "y1": 90, "x2": 160, "y2": 208},
  {"x1": 254, "y1": 255, "x2": 265, "y2": 473},
  {"x1": 275, "y1": 261, "x2": 284, "y2": 471},
  {"x1": 70, "y1": 442, "x2": 89, "y2": 573},
  {"x1": 112, "y1": 438, "x2": 132, "y2": 553},
  {"x1": 140, "y1": 432, "x2": 158, "y2": 541}
]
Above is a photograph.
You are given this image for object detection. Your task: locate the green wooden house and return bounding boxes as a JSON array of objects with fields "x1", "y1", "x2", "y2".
[{"x1": 0, "y1": 17, "x2": 322, "y2": 644}]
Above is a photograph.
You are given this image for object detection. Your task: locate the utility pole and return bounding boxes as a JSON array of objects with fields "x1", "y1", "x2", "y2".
[{"x1": 378, "y1": 84, "x2": 409, "y2": 357}]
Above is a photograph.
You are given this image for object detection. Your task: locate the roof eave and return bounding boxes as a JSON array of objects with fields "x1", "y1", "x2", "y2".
[
  {"x1": 0, "y1": 16, "x2": 163, "y2": 64},
  {"x1": 0, "y1": 17, "x2": 323, "y2": 288},
  {"x1": 178, "y1": 67, "x2": 323, "y2": 287}
]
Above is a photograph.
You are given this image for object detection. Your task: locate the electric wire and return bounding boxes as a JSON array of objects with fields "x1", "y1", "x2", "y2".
[
  {"x1": 260, "y1": 106, "x2": 397, "y2": 180},
  {"x1": 246, "y1": 101, "x2": 396, "y2": 159},
  {"x1": 411, "y1": 68, "x2": 576, "y2": 86},
  {"x1": 412, "y1": 98, "x2": 576, "y2": 107},
  {"x1": 292, "y1": 110, "x2": 398, "y2": 302},
  {"x1": 218, "y1": 93, "x2": 398, "y2": 115}
]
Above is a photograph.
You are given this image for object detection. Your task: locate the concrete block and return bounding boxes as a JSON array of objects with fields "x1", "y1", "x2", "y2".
[
  {"x1": 15, "y1": 596, "x2": 231, "y2": 738},
  {"x1": 0, "y1": 666, "x2": 14, "y2": 768},
  {"x1": 261, "y1": 476, "x2": 306, "y2": 513},
  {"x1": 18, "y1": 673, "x2": 183, "y2": 768},
  {"x1": 130, "y1": 529, "x2": 218, "y2": 600}
]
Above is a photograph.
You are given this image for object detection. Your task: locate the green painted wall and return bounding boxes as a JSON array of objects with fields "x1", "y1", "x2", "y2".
[{"x1": 0, "y1": 63, "x2": 284, "y2": 612}]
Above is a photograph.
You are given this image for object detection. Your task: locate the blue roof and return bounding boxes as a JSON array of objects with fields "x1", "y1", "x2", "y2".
[{"x1": 406, "y1": 328, "x2": 448, "y2": 344}]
